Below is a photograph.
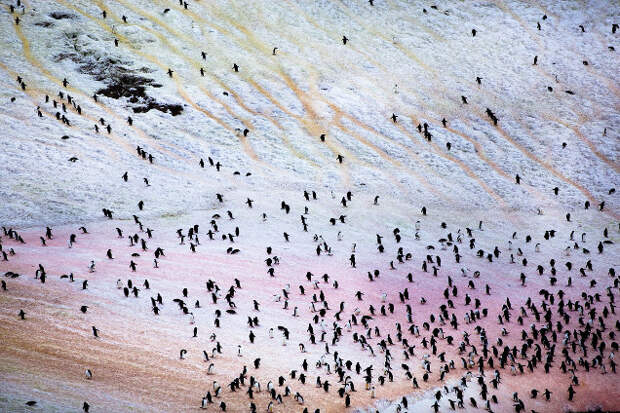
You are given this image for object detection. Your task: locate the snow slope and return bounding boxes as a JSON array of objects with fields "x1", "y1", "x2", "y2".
[
  {"x1": 0, "y1": 0, "x2": 618, "y2": 226},
  {"x1": 0, "y1": 1, "x2": 619, "y2": 413}
]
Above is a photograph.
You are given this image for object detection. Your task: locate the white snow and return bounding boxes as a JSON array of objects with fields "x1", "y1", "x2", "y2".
[{"x1": 0, "y1": 0, "x2": 617, "y2": 227}]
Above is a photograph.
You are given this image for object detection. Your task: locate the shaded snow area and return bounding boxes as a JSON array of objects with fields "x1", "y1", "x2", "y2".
[{"x1": 0, "y1": 0, "x2": 619, "y2": 413}]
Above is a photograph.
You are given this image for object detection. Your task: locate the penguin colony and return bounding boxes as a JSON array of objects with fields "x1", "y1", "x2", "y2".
[{"x1": 0, "y1": 0, "x2": 618, "y2": 412}]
